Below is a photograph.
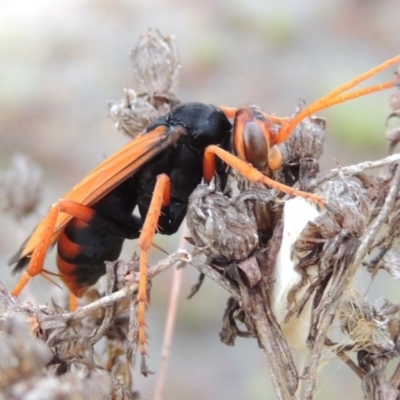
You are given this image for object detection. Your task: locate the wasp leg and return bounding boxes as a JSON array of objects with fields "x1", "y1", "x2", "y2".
[
  {"x1": 12, "y1": 204, "x2": 61, "y2": 297},
  {"x1": 12, "y1": 200, "x2": 141, "y2": 297},
  {"x1": 137, "y1": 173, "x2": 171, "y2": 376},
  {"x1": 57, "y1": 204, "x2": 143, "y2": 310},
  {"x1": 204, "y1": 145, "x2": 326, "y2": 208},
  {"x1": 11, "y1": 201, "x2": 87, "y2": 309}
]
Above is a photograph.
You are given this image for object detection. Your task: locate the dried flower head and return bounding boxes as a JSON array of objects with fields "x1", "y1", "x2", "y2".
[
  {"x1": 187, "y1": 182, "x2": 259, "y2": 263},
  {"x1": 339, "y1": 292, "x2": 400, "y2": 355},
  {"x1": 0, "y1": 316, "x2": 52, "y2": 391},
  {"x1": 130, "y1": 29, "x2": 180, "y2": 99},
  {"x1": 108, "y1": 30, "x2": 181, "y2": 138},
  {"x1": 108, "y1": 89, "x2": 159, "y2": 138},
  {"x1": 277, "y1": 116, "x2": 325, "y2": 193},
  {"x1": 0, "y1": 153, "x2": 42, "y2": 219}
]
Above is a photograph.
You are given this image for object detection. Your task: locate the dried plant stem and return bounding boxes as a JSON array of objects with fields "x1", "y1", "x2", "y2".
[
  {"x1": 315, "y1": 153, "x2": 400, "y2": 186},
  {"x1": 325, "y1": 338, "x2": 365, "y2": 379},
  {"x1": 126, "y1": 298, "x2": 139, "y2": 364},
  {"x1": 190, "y1": 257, "x2": 241, "y2": 300},
  {"x1": 154, "y1": 226, "x2": 188, "y2": 400},
  {"x1": 304, "y1": 294, "x2": 341, "y2": 400},
  {"x1": 242, "y1": 285, "x2": 298, "y2": 400},
  {"x1": 359, "y1": 162, "x2": 400, "y2": 274},
  {"x1": 304, "y1": 161, "x2": 400, "y2": 400},
  {"x1": 59, "y1": 251, "x2": 190, "y2": 324},
  {"x1": 88, "y1": 262, "x2": 118, "y2": 347},
  {"x1": 190, "y1": 256, "x2": 299, "y2": 399},
  {"x1": 389, "y1": 362, "x2": 400, "y2": 389}
]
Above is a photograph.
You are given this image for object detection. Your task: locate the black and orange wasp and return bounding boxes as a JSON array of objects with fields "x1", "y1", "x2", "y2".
[{"x1": 9, "y1": 54, "x2": 400, "y2": 370}]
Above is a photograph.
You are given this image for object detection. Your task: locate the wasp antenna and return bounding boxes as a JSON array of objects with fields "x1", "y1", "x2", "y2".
[{"x1": 274, "y1": 54, "x2": 400, "y2": 145}]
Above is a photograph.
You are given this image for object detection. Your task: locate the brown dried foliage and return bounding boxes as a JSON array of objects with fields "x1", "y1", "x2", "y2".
[
  {"x1": 187, "y1": 104, "x2": 400, "y2": 399},
  {"x1": 108, "y1": 30, "x2": 180, "y2": 139},
  {"x1": 0, "y1": 153, "x2": 42, "y2": 220},
  {"x1": 3, "y1": 30, "x2": 400, "y2": 400}
]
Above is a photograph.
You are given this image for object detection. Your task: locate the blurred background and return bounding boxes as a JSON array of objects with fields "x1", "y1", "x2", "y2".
[{"x1": 1, "y1": 0, "x2": 399, "y2": 399}]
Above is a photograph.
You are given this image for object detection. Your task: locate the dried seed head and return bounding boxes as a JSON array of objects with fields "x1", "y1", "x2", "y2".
[
  {"x1": 109, "y1": 31, "x2": 181, "y2": 138},
  {"x1": 0, "y1": 153, "x2": 42, "y2": 219},
  {"x1": 280, "y1": 116, "x2": 326, "y2": 164},
  {"x1": 323, "y1": 178, "x2": 369, "y2": 238},
  {"x1": 389, "y1": 91, "x2": 400, "y2": 112},
  {"x1": 382, "y1": 246, "x2": 400, "y2": 279},
  {"x1": 295, "y1": 178, "x2": 369, "y2": 258},
  {"x1": 385, "y1": 126, "x2": 400, "y2": 142},
  {"x1": 0, "y1": 316, "x2": 52, "y2": 390},
  {"x1": 130, "y1": 30, "x2": 181, "y2": 99},
  {"x1": 385, "y1": 126, "x2": 400, "y2": 154},
  {"x1": 31, "y1": 369, "x2": 114, "y2": 399},
  {"x1": 108, "y1": 89, "x2": 159, "y2": 138},
  {"x1": 385, "y1": 89, "x2": 400, "y2": 153},
  {"x1": 279, "y1": 117, "x2": 326, "y2": 190},
  {"x1": 187, "y1": 183, "x2": 259, "y2": 263},
  {"x1": 339, "y1": 292, "x2": 400, "y2": 355}
]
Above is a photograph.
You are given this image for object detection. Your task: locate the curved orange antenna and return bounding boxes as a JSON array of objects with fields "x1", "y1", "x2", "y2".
[{"x1": 274, "y1": 54, "x2": 400, "y2": 145}]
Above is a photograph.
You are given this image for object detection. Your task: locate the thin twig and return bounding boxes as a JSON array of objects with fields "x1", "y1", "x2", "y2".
[
  {"x1": 358, "y1": 163, "x2": 400, "y2": 274},
  {"x1": 325, "y1": 338, "x2": 366, "y2": 379},
  {"x1": 154, "y1": 225, "x2": 188, "y2": 400},
  {"x1": 189, "y1": 257, "x2": 240, "y2": 301},
  {"x1": 126, "y1": 298, "x2": 139, "y2": 364},
  {"x1": 88, "y1": 262, "x2": 118, "y2": 347},
  {"x1": 241, "y1": 284, "x2": 298, "y2": 399},
  {"x1": 58, "y1": 251, "x2": 190, "y2": 324},
  {"x1": 315, "y1": 154, "x2": 400, "y2": 186}
]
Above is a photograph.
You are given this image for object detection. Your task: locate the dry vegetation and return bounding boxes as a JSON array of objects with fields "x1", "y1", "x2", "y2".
[{"x1": 1, "y1": 31, "x2": 400, "y2": 400}]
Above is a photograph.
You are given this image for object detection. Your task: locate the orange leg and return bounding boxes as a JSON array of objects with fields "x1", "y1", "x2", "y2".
[
  {"x1": 12, "y1": 205, "x2": 59, "y2": 296},
  {"x1": 12, "y1": 200, "x2": 96, "y2": 297},
  {"x1": 70, "y1": 294, "x2": 78, "y2": 311},
  {"x1": 274, "y1": 54, "x2": 400, "y2": 145},
  {"x1": 204, "y1": 145, "x2": 326, "y2": 208},
  {"x1": 137, "y1": 173, "x2": 171, "y2": 375}
]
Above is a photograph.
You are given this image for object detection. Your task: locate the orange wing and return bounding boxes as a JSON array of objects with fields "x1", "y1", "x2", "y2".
[{"x1": 10, "y1": 125, "x2": 185, "y2": 264}]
